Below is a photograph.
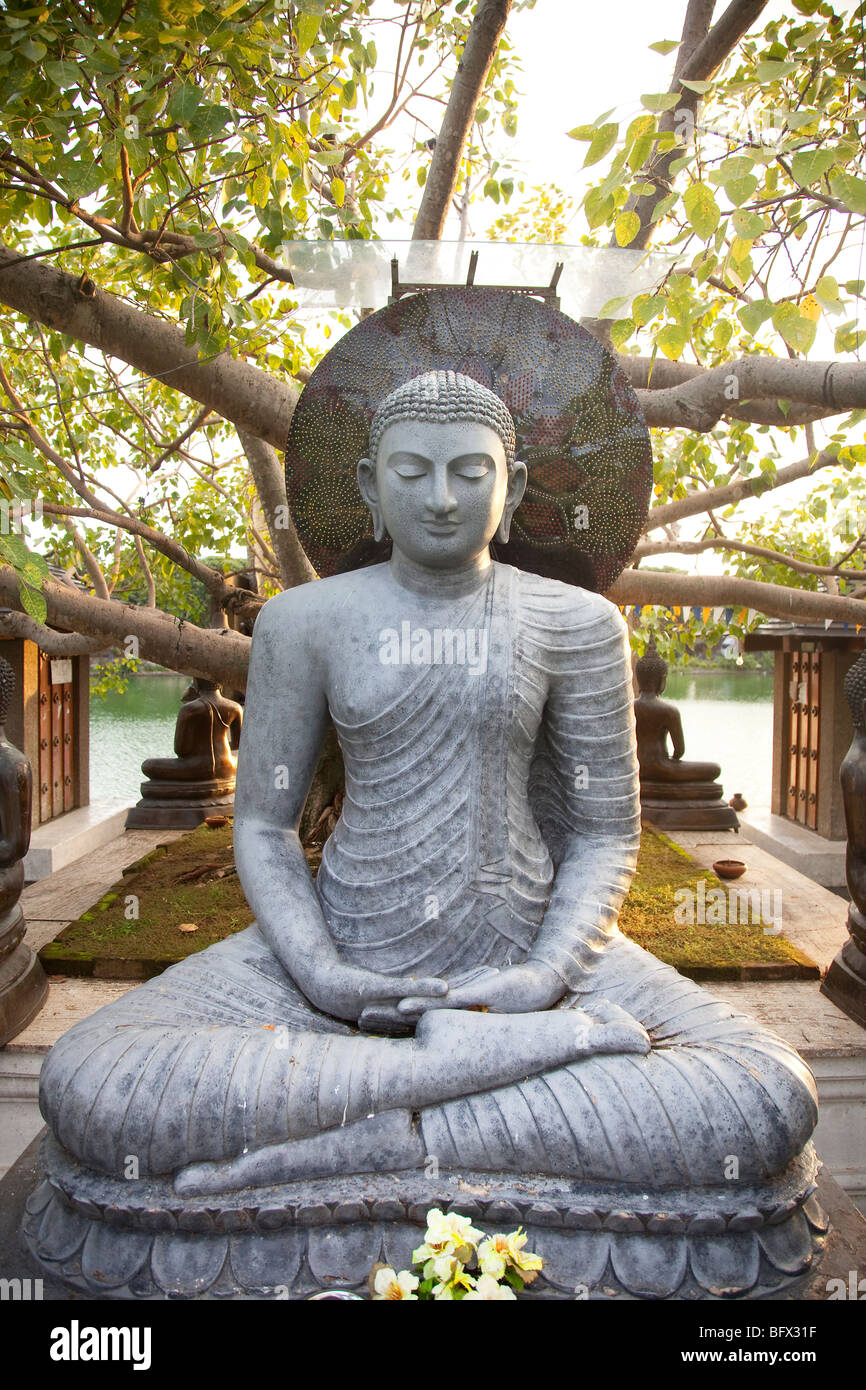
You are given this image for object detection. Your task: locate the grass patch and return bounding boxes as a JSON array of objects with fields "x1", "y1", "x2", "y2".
[
  {"x1": 39, "y1": 823, "x2": 817, "y2": 981},
  {"x1": 620, "y1": 828, "x2": 818, "y2": 978}
]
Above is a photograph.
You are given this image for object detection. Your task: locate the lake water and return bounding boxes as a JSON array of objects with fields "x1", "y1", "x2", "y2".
[{"x1": 90, "y1": 668, "x2": 775, "y2": 811}]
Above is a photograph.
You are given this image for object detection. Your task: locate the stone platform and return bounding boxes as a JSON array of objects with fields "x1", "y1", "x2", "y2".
[{"x1": 1, "y1": 1132, "x2": 863, "y2": 1300}]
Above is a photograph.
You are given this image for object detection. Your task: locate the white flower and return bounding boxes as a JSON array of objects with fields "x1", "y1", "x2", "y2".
[
  {"x1": 372, "y1": 1266, "x2": 419, "y2": 1301},
  {"x1": 477, "y1": 1230, "x2": 543, "y2": 1284},
  {"x1": 463, "y1": 1273, "x2": 517, "y2": 1301},
  {"x1": 412, "y1": 1207, "x2": 484, "y2": 1266}
]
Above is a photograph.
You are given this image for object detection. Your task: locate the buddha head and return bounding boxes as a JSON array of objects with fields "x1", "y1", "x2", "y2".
[
  {"x1": 357, "y1": 371, "x2": 527, "y2": 571},
  {"x1": 635, "y1": 635, "x2": 667, "y2": 696}
]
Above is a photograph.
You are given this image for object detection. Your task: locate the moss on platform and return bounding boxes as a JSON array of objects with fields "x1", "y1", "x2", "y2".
[{"x1": 38, "y1": 823, "x2": 817, "y2": 982}]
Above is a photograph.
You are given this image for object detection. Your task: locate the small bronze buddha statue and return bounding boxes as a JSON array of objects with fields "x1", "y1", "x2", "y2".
[
  {"x1": 126, "y1": 678, "x2": 243, "y2": 829},
  {"x1": 635, "y1": 636, "x2": 738, "y2": 831}
]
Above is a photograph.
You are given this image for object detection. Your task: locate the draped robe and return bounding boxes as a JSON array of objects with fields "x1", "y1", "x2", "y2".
[{"x1": 39, "y1": 566, "x2": 817, "y2": 1189}]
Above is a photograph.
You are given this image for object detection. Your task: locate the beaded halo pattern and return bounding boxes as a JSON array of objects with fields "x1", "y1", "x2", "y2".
[{"x1": 285, "y1": 286, "x2": 653, "y2": 593}]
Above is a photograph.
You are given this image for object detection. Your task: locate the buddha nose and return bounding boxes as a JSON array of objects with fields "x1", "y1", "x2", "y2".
[{"x1": 426, "y1": 465, "x2": 457, "y2": 517}]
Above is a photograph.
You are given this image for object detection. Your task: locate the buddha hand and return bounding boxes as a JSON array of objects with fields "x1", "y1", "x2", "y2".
[
  {"x1": 303, "y1": 960, "x2": 448, "y2": 1023},
  {"x1": 396, "y1": 961, "x2": 565, "y2": 1020}
]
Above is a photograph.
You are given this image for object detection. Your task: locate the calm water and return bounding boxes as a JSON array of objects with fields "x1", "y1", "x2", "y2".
[
  {"x1": 663, "y1": 669, "x2": 773, "y2": 811},
  {"x1": 90, "y1": 668, "x2": 775, "y2": 810}
]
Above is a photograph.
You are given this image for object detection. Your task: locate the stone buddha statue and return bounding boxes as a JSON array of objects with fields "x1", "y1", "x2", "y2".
[
  {"x1": 635, "y1": 636, "x2": 738, "y2": 831},
  {"x1": 27, "y1": 370, "x2": 825, "y2": 1300},
  {"x1": 126, "y1": 677, "x2": 243, "y2": 829}
]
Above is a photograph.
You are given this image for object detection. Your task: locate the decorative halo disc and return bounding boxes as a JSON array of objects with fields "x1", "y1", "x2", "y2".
[{"x1": 285, "y1": 287, "x2": 652, "y2": 592}]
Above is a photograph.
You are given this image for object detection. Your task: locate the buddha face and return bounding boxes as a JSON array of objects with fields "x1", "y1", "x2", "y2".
[{"x1": 357, "y1": 417, "x2": 527, "y2": 571}]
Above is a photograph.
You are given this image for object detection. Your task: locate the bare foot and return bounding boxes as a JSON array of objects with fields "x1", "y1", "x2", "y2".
[{"x1": 571, "y1": 1000, "x2": 651, "y2": 1056}]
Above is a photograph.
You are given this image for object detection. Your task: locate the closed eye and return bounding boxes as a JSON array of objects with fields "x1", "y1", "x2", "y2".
[{"x1": 452, "y1": 455, "x2": 493, "y2": 479}]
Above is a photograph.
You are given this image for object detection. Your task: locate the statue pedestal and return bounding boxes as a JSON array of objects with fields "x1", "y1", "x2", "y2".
[
  {"x1": 822, "y1": 904, "x2": 866, "y2": 1028},
  {"x1": 640, "y1": 782, "x2": 740, "y2": 832},
  {"x1": 0, "y1": 905, "x2": 47, "y2": 1046},
  {"x1": 125, "y1": 780, "x2": 235, "y2": 830},
  {"x1": 23, "y1": 1132, "x2": 828, "y2": 1300}
]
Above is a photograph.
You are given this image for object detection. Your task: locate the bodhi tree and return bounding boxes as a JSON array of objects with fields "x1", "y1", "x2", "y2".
[{"x1": 0, "y1": 0, "x2": 865, "y2": 691}]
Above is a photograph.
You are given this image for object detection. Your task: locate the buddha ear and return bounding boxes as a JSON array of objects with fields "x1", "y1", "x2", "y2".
[
  {"x1": 357, "y1": 457, "x2": 387, "y2": 542},
  {"x1": 495, "y1": 460, "x2": 528, "y2": 543}
]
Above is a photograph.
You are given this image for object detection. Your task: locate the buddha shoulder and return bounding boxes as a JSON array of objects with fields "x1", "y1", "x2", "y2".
[
  {"x1": 252, "y1": 567, "x2": 385, "y2": 644},
  {"x1": 513, "y1": 568, "x2": 627, "y2": 640}
]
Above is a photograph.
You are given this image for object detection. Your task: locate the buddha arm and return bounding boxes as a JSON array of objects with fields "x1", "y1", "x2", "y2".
[
  {"x1": 667, "y1": 705, "x2": 686, "y2": 759},
  {"x1": 232, "y1": 592, "x2": 338, "y2": 999},
  {"x1": 528, "y1": 595, "x2": 642, "y2": 992},
  {"x1": 234, "y1": 591, "x2": 446, "y2": 1021}
]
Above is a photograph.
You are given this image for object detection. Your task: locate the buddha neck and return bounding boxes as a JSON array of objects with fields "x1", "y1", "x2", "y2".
[{"x1": 388, "y1": 549, "x2": 493, "y2": 600}]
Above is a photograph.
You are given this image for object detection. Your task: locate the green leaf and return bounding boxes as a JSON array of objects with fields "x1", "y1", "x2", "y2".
[
  {"x1": 679, "y1": 79, "x2": 712, "y2": 94},
  {"x1": 614, "y1": 210, "x2": 640, "y2": 246},
  {"x1": 331, "y1": 176, "x2": 345, "y2": 207},
  {"x1": 43, "y1": 60, "x2": 80, "y2": 87},
  {"x1": 772, "y1": 301, "x2": 816, "y2": 354},
  {"x1": 724, "y1": 175, "x2": 759, "y2": 206},
  {"x1": 597, "y1": 294, "x2": 631, "y2": 318},
  {"x1": 19, "y1": 38, "x2": 47, "y2": 62},
  {"x1": 18, "y1": 583, "x2": 47, "y2": 625},
  {"x1": 641, "y1": 92, "x2": 681, "y2": 113},
  {"x1": 633, "y1": 293, "x2": 665, "y2": 326},
  {"x1": 649, "y1": 39, "x2": 680, "y2": 55},
  {"x1": 250, "y1": 166, "x2": 270, "y2": 207},
  {"x1": 584, "y1": 123, "x2": 618, "y2": 167},
  {"x1": 683, "y1": 182, "x2": 720, "y2": 240},
  {"x1": 737, "y1": 299, "x2": 775, "y2": 335},
  {"x1": 168, "y1": 83, "x2": 201, "y2": 125},
  {"x1": 732, "y1": 209, "x2": 768, "y2": 239},
  {"x1": 829, "y1": 172, "x2": 866, "y2": 215},
  {"x1": 815, "y1": 274, "x2": 843, "y2": 313},
  {"x1": 790, "y1": 147, "x2": 837, "y2": 187},
  {"x1": 655, "y1": 323, "x2": 689, "y2": 360},
  {"x1": 755, "y1": 60, "x2": 798, "y2": 80},
  {"x1": 296, "y1": 13, "x2": 320, "y2": 55},
  {"x1": 566, "y1": 124, "x2": 595, "y2": 141},
  {"x1": 610, "y1": 318, "x2": 634, "y2": 350}
]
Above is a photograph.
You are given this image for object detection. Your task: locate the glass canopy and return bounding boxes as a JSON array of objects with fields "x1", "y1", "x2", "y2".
[{"x1": 279, "y1": 239, "x2": 676, "y2": 319}]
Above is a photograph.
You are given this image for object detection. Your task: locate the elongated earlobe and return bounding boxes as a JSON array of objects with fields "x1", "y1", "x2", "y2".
[
  {"x1": 357, "y1": 456, "x2": 387, "y2": 541},
  {"x1": 496, "y1": 460, "x2": 528, "y2": 543}
]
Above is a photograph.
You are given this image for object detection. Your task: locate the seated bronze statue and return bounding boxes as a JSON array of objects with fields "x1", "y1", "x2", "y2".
[
  {"x1": 635, "y1": 636, "x2": 738, "y2": 831},
  {"x1": 126, "y1": 677, "x2": 243, "y2": 829},
  {"x1": 27, "y1": 361, "x2": 824, "y2": 1300}
]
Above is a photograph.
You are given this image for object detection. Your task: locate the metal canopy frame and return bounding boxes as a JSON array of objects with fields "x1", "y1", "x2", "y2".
[{"x1": 388, "y1": 252, "x2": 564, "y2": 310}]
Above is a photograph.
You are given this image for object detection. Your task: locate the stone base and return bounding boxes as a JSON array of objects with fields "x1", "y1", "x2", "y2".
[
  {"x1": 125, "y1": 791, "x2": 234, "y2": 830},
  {"x1": 642, "y1": 799, "x2": 740, "y2": 832},
  {"x1": 22, "y1": 1134, "x2": 829, "y2": 1300},
  {"x1": 0, "y1": 942, "x2": 47, "y2": 1046},
  {"x1": 822, "y1": 942, "x2": 866, "y2": 1029}
]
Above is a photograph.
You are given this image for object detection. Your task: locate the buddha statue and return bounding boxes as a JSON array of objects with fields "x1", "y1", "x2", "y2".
[
  {"x1": 635, "y1": 636, "x2": 739, "y2": 831},
  {"x1": 0, "y1": 654, "x2": 47, "y2": 1044},
  {"x1": 26, "y1": 368, "x2": 825, "y2": 1301},
  {"x1": 822, "y1": 651, "x2": 866, "y2": 1026},
  {"x1": 126, "y1": 677, "x2": 243, "y2": 829}
]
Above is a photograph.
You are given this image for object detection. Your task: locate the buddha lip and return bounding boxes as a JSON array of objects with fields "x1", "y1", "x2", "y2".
[{"x1": 423, "y1": 521, "x2": 459, "y2": 532}]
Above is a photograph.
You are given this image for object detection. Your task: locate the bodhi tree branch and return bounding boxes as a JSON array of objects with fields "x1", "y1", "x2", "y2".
[
  {"x1": 412, "y1": 0, "x2": 512, "y2": 240},
  {"x1": 608, "y1": 565, "x2": 866, "y2": 625},
  {"x1": 0, "y1": 567, "x2": 251, "y2": 689}
]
